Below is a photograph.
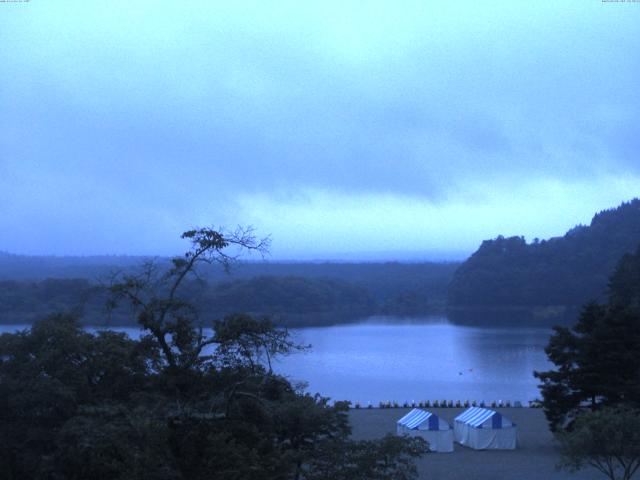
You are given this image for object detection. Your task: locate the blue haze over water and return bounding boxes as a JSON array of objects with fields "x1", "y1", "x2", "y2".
[{"x1": 0, "y1": 317, "x2": 551, "y2": 404}]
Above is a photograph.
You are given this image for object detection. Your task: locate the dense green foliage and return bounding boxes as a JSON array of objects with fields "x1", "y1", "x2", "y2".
[
  {"x1": 0, "y1": 314, "x2": 426, "y2": 479},
  {"x1": 557, "y1": 406, "x2": 640, "y2": 480},
  {"x1": 534, "y1": 245, "x2": 640, "y2": 431},
  {"x1": 0, "y1": 262, "x2": 458, "y2": 327},
  {"x1": 449, "y1": 199, "x2": 640, "y2": 310},
  {"x1": 0, "y1": 228, "x2": 428, "y2": 479},
  {"x1": 202, "y1": 276, "x2": 374, "y2": 326},
  {"x1": 0, "y1": 278, "x2": 98, "y2": 323}
]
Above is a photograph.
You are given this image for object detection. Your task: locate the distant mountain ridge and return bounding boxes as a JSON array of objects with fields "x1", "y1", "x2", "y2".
[{"x1": 448, "y1": 198, "x2": 640, "y2": 312}]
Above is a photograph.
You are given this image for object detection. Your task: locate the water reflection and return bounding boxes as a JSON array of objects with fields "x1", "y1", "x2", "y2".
[
  {"x1": 0, "y1": 317, "x2": 553, "y2": 404},
  {"x1": 278, "y1": 318, "x2": 552, "y2": 404}
]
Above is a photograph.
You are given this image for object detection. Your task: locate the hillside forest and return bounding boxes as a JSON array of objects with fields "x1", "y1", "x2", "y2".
[{"x1": 1, "y1": 198, "x2": 639, "y2": 327}]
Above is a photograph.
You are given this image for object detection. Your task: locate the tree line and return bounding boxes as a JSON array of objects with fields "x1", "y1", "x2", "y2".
[
  {"x1": 535, "y1": 244, "x2": 640, "y2": 480},
  {"x1": 0, "y1": 227, "x2": 428, "y2": 480},
  {"x1": 449, "y1": 199, "x2": 640, "y2": 315},
  {"x1": 0, "y1": 264, "x2": 457, "y2": 328}
]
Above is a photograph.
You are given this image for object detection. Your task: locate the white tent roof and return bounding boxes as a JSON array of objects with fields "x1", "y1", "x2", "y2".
[
  {"x1": 398, "y1": 408, "x2": 448, "y2": 430},
  {"x1": 454, "y1": 407, "x2": 513, "y2": 428}
]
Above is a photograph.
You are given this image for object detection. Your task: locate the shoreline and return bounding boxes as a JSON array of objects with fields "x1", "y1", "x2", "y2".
[
  {"x1": 349, "y1": 407, "x2": 601, "y2": 480},
  {"x1": 350, "y1": 401, "x2": 541, "y2": 409}
]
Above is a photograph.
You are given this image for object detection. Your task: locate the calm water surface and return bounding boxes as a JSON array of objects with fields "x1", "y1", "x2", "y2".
[
  {"x1": 280, "y1": 317, "x2": 552, "y2": 405},
  {"x1": 0, "y1": 316, "x2": 552, "y2": 404}
]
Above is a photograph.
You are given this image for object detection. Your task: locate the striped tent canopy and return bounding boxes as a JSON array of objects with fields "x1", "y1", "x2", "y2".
[
  {"x1": 454, "y1": 407, "x2": 517, "y2": 449},
  {"x1": 397, "y1": 408, "x2": 440, "y2": 431},
  {"x1": 397, "y1": 408, "x2": 454, "y2": 452},
  {"x1": 454, "y1": 407, "x2": 513, "y2": 429}
]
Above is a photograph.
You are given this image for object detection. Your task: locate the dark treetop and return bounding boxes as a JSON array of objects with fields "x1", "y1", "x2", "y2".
[{"x1": 449, "y1": 199, "x2": 640, "y2": 310}]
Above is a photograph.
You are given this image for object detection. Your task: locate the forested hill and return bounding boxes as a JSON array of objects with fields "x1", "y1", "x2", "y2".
[
  {"x1": 0, "y1": 258, "x2": 459, "y2": 327},
  {"x1": 448, "y1": 199, "x2": 640, "y2": 310}
]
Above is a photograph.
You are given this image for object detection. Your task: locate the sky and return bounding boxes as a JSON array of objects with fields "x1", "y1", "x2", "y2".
[{"x1": 1, "y1": 1, "x2": 639, "y2": 260}]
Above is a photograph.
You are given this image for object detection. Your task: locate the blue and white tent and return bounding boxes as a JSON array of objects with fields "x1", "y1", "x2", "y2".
[
  {"x1": 454, "y1": 407, "x2": 517, "y2": 450},
  {"x1": 397, "y1": 409, "x2": 454, "y2": 452}
]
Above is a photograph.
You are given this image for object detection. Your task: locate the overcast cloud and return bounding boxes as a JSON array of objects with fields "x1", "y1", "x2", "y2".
[{"x1": 1, "y1": 1, "x2": 639, "y2": 259}]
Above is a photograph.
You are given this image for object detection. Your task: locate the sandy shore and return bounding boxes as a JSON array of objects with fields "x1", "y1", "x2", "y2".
[{"x1": 349, "y1": 407, "x2": 603, "y2": 480}]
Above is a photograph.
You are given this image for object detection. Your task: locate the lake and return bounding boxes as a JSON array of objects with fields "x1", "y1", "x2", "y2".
[{"x1": 0, "y1": 316, "x2": 552, "y2": 405}]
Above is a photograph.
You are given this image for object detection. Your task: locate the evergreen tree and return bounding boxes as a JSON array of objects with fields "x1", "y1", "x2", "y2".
[{"x1": 534, "y1": 245, "x2": 640, "y2": 431}]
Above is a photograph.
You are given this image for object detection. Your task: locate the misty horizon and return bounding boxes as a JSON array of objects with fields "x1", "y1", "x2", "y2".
[
  {"x1": 0, "y1": 196, "x2": 636, "y2": 262},
  {"x1": 2, "y1": 1, "x2": 639, "y2": 259}
]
